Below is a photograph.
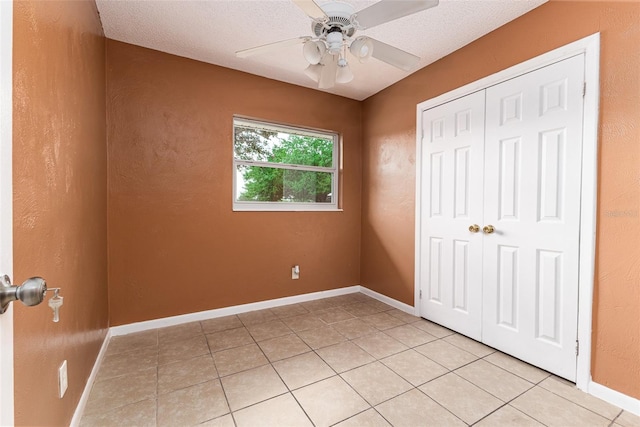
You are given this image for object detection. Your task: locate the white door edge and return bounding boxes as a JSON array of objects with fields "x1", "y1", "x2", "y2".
[
  {"x1": 415, "y1": 33, "x2": 600, "y2": 392},
  {"x1": 0, "y1": 0, "x2": 14, "y2": 425}
]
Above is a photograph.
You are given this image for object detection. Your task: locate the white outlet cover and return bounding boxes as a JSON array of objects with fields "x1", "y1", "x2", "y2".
[{"x1": 58, "y1": 360, "x2": 68, "y2": 399}]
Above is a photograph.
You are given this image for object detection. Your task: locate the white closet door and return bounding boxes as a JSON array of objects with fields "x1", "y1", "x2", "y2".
[
  {"x1": 482, "y1": 54, "x2": 585, "y2": 380},
  {"x1": 419, "y1": 90, "x2": 485, "y2": 340}
]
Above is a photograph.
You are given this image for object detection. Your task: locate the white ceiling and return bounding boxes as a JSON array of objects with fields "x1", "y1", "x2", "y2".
[{"x1": 96, "y1": 0, "x2": 547, "y2": 101}]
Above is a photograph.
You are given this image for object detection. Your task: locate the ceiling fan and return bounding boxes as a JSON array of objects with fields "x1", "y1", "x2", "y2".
[{"x1": 236, "y1": 0, "x2": 439, "y2": 89}]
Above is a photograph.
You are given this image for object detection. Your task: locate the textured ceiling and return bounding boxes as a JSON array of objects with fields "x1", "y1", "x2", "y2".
[{"x1": 96, "y1": 0, "x2": 547, "y2": 101}]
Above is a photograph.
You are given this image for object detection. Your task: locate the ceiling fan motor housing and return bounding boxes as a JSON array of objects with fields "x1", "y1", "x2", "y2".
[{"x1": 312, "y1": 1, "x2": 356, "y2": 38}]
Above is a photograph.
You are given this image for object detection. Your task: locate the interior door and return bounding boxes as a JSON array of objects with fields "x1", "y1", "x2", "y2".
[
  {"x1": 482, "y1": 54, "x2": 585, "y2": 380},
  {"x1": 0, "y1": 1, "x2": 14, "y2": 424},
  {"x1": 419, "y1": 90, "x2": 485, "y2": 340}
]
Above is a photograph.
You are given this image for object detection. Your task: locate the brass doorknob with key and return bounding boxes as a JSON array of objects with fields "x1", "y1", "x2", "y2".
[
  {"x1": 468, "y1": 224, "x2": 480, "y2": 233},
  {"x1": 483, "y1": 225, "x2": 495, "y2": 234}
]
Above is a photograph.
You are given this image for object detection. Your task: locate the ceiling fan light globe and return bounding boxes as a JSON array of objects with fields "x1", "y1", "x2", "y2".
[
  {"x1": 304, "y1": 64, "x2": 323, "y2": 82},
  {"x1": 303, "y1": 40, "x2": 326, "y2": 65},
  {"x1": 336, "y1": 63, "x2": 353, "y2": 84},
  {"x1": 349, "y1": 37, "x2": 374, "y2": 61}
]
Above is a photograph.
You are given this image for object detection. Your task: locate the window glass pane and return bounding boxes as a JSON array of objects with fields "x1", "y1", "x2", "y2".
[
  {"x1": 234, "y1": 126, "x2": 334, "y2": 168},
  {"x1": 236, "y1": 165, "x2": 333, "y2": 203}
]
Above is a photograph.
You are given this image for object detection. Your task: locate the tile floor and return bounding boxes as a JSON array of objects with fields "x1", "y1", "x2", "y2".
[{"x1": 80, "y1": 293, "x2": 639, "y2": 427}]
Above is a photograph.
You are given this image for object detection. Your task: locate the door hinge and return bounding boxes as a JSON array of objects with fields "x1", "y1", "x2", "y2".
[
  {"x1": 576, "y1": 339, "x2": 579, "y2": 356},
  {"x1": 583, "y1": 82, "x2": 586, "y2": 97},
  {"x1": 419, "y1": 290, "x2": 423, "y2": 299}
]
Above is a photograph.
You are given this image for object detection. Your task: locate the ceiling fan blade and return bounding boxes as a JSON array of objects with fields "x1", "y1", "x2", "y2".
[
  {"x1": 355, "y1": 0, "x2": 439, "y2": 29},
  {"x1": 369, "y1": 38, "x2": 420, "y2": 71},
  {"x1": 319, "y1": 54, "x2": 338, "y2": 89},
  {"x1": 236, "y1": 36, "x2": 310, "y2": 58},
  {"x1": 292, "y1": 0, "x2": 328, "y2": 20}
]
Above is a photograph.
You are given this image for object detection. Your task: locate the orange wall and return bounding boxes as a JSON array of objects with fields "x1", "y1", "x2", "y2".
[
  {"x1": 12, "y1": 1, "x2": 108, "y2": 425},
  {"x1": 106, "y1": 40, "x2": 362, "y2": 326},
  {"x1": 360, "y1": 1, "x2": 640, "y2": 399}
]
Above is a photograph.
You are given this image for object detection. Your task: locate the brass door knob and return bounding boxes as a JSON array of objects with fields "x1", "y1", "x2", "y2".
[
  {"x1": 469, "y1": 224, "x2": 480, "y2": 233},
  {"x1": 483, "y1": 225, "x2": 495, "y2": 234}
]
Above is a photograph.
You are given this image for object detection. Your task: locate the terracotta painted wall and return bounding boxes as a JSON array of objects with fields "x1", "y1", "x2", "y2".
[
  {"x1": 106, "y1": 40, "x2": 362, "y2": 326},
  {"x1": 12, "y1": 1, "x2": 108, "y2": 425},
  {"x1": 360, "y1": 1, "x2": 639, "y2": 399}
]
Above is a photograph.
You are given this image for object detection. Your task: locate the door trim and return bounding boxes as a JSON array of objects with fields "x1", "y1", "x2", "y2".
[
  {"x1": 0, "y1": 0, "x2": 14, "y2": 424},
  {"x1": 414, "y1": 33, "x2": 600, "y2": 393}
]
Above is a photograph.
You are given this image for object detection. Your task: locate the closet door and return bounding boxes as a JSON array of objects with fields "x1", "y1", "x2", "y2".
[
  {"x1": 419, "y1": 90, "x2": 485, "y2": 340},
  {"x1": 482, "y1": 55, "x2": 585, "y2": 380}
]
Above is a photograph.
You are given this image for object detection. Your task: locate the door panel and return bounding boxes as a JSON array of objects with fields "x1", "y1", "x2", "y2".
[
  {"x1": 482, "y1": 55, "x2": 585, "y2": 380},
  {"x1": 420, "y1": 90, "x2": 485, "y2": 340}
]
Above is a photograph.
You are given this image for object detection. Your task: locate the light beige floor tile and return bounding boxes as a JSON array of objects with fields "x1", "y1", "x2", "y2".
[
  {"x1": 84, "y1": 367, "x2": 157, "y2": 416},
  {"x1": 343, "y1": 302, "x2": 385, "y2": 317},
  {"x1": 157, "y1": 379, "x2": 229, "y2": 427},
  {"x1": 258, "y1": 334, "x2": 311, "y2": 362},
  {"x1": 353, "y1": 332, "x2": 409, "y2": 359},
  {"x1": 341, "y1": 362, "x2": 412, "y2": 406},
  {"x1": 376, "y1": 389, "x2": 465, "y2": 427},
  {"x1": 385, "y1": 309, "x2": 421, "y2": 324},
  {"x1": 80, "y1": 398, "x2": 156, "y2": 427},
  {"x1": 200, "y1": 414, "x2": 236, "y2": 427},
  {"x1": 539, "y1": 376, "x2": 621, "y2": 419},
  {"x1": 238, "y1": 309, "x2": 277, "y2": 326},
  {"x1": 414, "y1": 340, "x2": 478, "y2": 370},
  {"x1": 293, "y1": 376, "x2": 370, "y2": 427},
  {"x1": 297, "y1": 325, "x2": 346, "y2": 349},
  {"x1": 316, "y1": 341, "x2": 375, "y2": 373},
  {"x1": 350, "y1": 293, "x2": 376, "y2": 303},
  {"x1": 245, "y1": 319, "x2": 292, "y2": 341},
  {"x1": 617, "y1": 411, "x2": 640, "y2": 427},
  {"x1": 361, "y1": 312, "x2": 405, "y2": 330},
  {"x1": 233, "y1": 393, "x2": 313, "y2": 427},
  {"x1": 213, "y1": 343, "x2": 269, "y2": 377},
  {"x1": 419, "y1": 373, "x2": 502, "y2": 424},
  {"x1": 384, "y1": 324, "x2": 438, "y2": 347},
  {"x1": 270, "y1": 303, "x2": 309, "y2": 319},
  {"x1": 158, "y1": 354, "x2": 218, "y2": 394},
  {"x1": 315, "y1": 307, "x2": 355, "y2": 324},
  {"x1": 157, "y1": 321, "x2": 203, "y2": 343},
  {"x1": 201, "y1": 315, "x2": 243, "y2": 334},
  {"x1": 511, "y1": 386, "x2": 610, "y2": 427},
  {"x1": 206, "y1": 327, "x2": 254, "y2": 352},
  {"x1": 301, "y1": 298, "x2": 338, "y2": 312},
  {"x1": 324, "y1": 294, "x2": 359, "y2": 307},
  {"x1": 96, "y1": 345, "x2": 158, "y2": 381},
  {"x1": 106, "y1": 330, "x2": 158, "y2": 356},
  {"x1": 456, "y1": 359, "x2": 534, "y2": 401},
  {"x1": 444, "y1": 333, "x2": 496, "y2": 357},
  {"x1": 281, "y1": 313, "x2": 326, "y2": 332},
  {"x1": 381, "y1": 349, "x2": 448, "y2": 386},
  {"x1": 484, "y1": 352, "x2": 550, "y2": 383},
  {"x1": 158, "y1": 334, "x2": 209, "y2": 365},
  {"x1": 273, "y1": 352, "x2": 335, "y2": 390},
  {"x1": 475, "y1": 404, "x2": 544, "y2": 426},
  {"x1": 366, "y1": 300, "x2": 393, "y2": 311},
  {"x1": 221, "y1": 364, "x2": 287, "y2": 411},
  {"x1": 412, "y1": 319, "x2": 455, "y2": 338},
  {"x1": 332, "y1": 318, "x2": 378, "y2": 339},
  {"x1": 334, "y1": 409, "x2": 391, "y2": 427}
]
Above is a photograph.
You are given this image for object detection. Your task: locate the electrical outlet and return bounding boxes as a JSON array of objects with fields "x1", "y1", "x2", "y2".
[
  {"x1": 58, "y1": 360, "x2": 68, "y2": 399},
  {"x1": 292, "y1": 265, "x2": 300, "y2": 280}
]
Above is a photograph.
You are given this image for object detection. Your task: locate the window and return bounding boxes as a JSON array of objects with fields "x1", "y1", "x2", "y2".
[{"x1": 233, "y1": 117, "x2": 339, "y2": 211}]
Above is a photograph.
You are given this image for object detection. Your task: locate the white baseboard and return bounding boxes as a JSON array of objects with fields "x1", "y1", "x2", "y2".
[
  {"x1": 589, "y1": 381, "x2": 640, "y2": 416},
  {"x1": 70, "y1": 328, "x2": 111, "y2": 427},
  {"x1": 110, "y1": 286, "x2": 361, "y2": 336},
  {"x1": 359, "y1": 286, "x2": 416, "y2": 315}
]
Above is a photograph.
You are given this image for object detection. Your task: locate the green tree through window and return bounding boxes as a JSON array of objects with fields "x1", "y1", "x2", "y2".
[{"x1": 233, "y1": 118, "x2": 337, "y2": 210}]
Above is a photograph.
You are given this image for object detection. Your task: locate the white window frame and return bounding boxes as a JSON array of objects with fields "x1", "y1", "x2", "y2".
[{"x1": 232, "y1": 117, "x2": 340, "y2": 211}]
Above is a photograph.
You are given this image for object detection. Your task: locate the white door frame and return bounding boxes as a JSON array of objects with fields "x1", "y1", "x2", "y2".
[
  {"x1": 415, "y1": 33, "x2": 600, "y2": 392},
  {"x1": 0, "y1": 0, "x2": 14, "y2": 424}
]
